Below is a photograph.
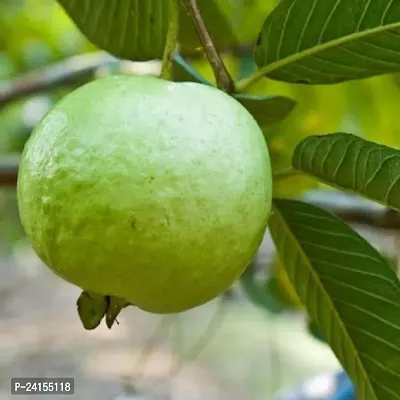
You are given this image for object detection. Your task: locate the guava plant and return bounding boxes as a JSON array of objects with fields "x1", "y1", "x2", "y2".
[{"x1": 12, "y1": 0, "x2": 400, "y2": 399}]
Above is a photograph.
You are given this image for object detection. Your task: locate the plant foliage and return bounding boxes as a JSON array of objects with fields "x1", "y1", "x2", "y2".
[
  {"x1": 4, "y1": 0, "x2": 400, "y2": 397},
  {"x1": 254, "y1": 0, "x2": 400, "y2": 84},
  {"x1": 292, "y1": 133, "x2": 400, "y2": 212},
  {"x1": 269, "y1": 199, "x2": 400, "y2": 398}
]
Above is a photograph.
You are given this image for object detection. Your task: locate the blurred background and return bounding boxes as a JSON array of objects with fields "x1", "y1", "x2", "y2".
[{"x1": 1, "y1": 0, "x2": 400, "y2": 399}]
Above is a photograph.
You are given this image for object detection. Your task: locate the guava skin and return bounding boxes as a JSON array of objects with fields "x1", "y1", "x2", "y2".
[{"x1": 17, "y1": 75, "x2": 272, "y2": 314}]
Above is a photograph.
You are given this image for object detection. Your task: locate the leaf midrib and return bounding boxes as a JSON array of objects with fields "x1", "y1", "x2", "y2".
[
  {"x1": 272, "y1": 202, "x2": 377, "y2": 399},
  {"x1": 260, "y1": 21, "x2": 400, "y2": 76}
]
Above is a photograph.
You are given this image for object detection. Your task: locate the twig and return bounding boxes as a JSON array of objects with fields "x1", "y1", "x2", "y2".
[
  {"x1": 0, "y1": 155, "x2": 20, "y2": 186},
  {"x1": 1, "y1": 44, "x2": 256, "y2": 108},
  {"x1": 273, "y1": 167, "x2": 302, "y2": 181},
  {"x1": 0, "y1": 52, "x2": 122, "y2": 107},
  {"x1": 182, "y1": 0, "x2": 235, "y2": 93},
  {"x1": 301, "y1": 190, "x2": 400, "y2": 230},
  {"x1": 160, "y1": 0, "x2": 180, "y2": 80}
]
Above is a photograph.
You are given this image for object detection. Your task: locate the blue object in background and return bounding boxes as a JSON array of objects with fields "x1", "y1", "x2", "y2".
[
  {"x1": 273, "y1": 370, "x2": 355, "y2": 400},
  {"x1": 330, "y1": 372, "x2": 354, "y2": 400}
]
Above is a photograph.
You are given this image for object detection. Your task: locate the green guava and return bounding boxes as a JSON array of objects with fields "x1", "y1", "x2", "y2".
[{"x1": 17, "y1": 75, "x2": 272, "y2": 314}]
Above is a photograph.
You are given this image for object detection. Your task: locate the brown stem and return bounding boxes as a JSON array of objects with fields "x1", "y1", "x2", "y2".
[
  {"x1": 182, "y1": 0, "x2": 235, "y2": 93},
  {"x1": 1, "y1": 45, "x2": 254, "y2": 108},
  {"x1": 0, "y1": 155, "x2": 20, "y2": 186},
  {"x1": 0, "y1": 52, "x2": 120, "y2": 107}
]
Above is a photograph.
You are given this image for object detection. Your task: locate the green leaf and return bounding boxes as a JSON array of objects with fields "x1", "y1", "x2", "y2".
[
  {"x1": 382, "y1": 253, "x2": 398, "y2": 272},
  {"x1": 178, "y1": 0, "x2": 238, "y2": 52},
  {"x1": 57, "y1": 0, "x2": 169, "y2": 61},
  {"x1": 240, "y1": 261, "x2": 283, "y2": 314},
  {"x1": 240, "y1": 257, "x2": 302, "y2": 314},
  {"x1": 234, "y1": 93, "x2": 296, "y2": 125},
  {"x1": 269, "y1": 198, "x2": 400, "y2": 399},
  {"x1": 171, "y1": 53, "x2": 213, "y2": 85},
  {"x1": 269, "y1": 258, "x2": 302, "y2": 310},
  {"x1": 254, "y1": 0, "x2": 400, "y2": 84},
  {"x1": 292, "y1": 133, "x2": 400, "y2": 212},
  {"x1": 307, "y1": 318, "x2": 326, "y2": 343},
  {"x1": 179, "y1": 0, "x2": 277, "y2": 53},
  {"x1": 77, "y1": 291, "x2": 108, "y2": 330},
  {"x1": 57, "y1": 0, "x2": 275, "y2": 61},
  {"x1": 105, "y1": 296, "x2": 130, "y2": 329},
  {"x1": 265, "y1": 277, "x2": 299, "y2": 310}
]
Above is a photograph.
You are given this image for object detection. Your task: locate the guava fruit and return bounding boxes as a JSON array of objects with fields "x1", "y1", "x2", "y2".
[{"x1": 17, "y1": 75, "x2": 272, "y2": 315}]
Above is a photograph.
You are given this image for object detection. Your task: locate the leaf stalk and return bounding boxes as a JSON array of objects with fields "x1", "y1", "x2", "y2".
[{"x1": 161, "y1": 0, "x2": 180, "y2": 80}]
